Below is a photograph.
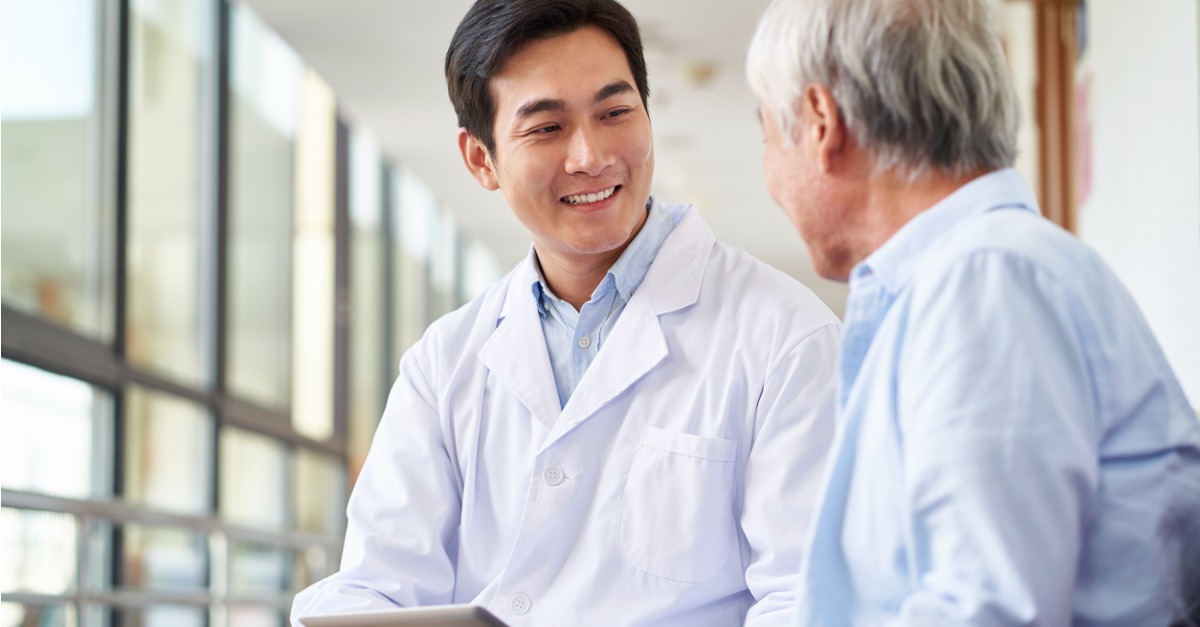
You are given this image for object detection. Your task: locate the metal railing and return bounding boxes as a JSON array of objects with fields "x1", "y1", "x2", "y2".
[{"x1": 2, "y1": 487, "x2": 343, "y2": 624}]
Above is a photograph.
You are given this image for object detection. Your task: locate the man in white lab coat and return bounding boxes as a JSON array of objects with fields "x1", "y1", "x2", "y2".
[{"x1": 291, "y1": 0, "x2": 840, "y2": 624}]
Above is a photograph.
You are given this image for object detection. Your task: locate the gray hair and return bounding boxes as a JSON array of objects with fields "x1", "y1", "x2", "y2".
[{"x1": 746, "y1": 0, "x2": 1019, "y2": 180}]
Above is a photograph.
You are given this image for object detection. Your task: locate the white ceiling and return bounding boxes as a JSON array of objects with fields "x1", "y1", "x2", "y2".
[{"x1": 237, "y1": 0, "x2": 850, "y2": 313}]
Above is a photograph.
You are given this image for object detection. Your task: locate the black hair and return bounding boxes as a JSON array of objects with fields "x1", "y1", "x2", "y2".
[{"x1": 445, "y1": 0, "x2": 650, "y2": 155}]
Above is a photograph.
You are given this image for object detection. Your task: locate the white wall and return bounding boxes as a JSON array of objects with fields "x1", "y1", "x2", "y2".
[
  {"x1": 1074, "y1": 0, "x2": 1200, "y2": 408},
  {"x1": 994, "y1": 1, "x2": 1040, "y2": 199}
]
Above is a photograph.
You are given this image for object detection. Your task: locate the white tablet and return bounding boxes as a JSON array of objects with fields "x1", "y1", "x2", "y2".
[{"x1": 297, "y1": 604, "x2": 508, "y2": 627}]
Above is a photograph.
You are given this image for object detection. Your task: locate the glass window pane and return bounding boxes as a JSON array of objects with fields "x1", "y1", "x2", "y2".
[
  {"x1": 226, "y1": 5, "x2": 303, "y2": 412},
  {"x1": 430, "y1": 211, "x2": 458, "y2": 318},
  {"x1": 121, "y1": 524, "x2": 206, "y2": 592},
  {"x1": 81, "y1": 605, "x2": 112, "y2": 627},
  {"x1": 124, "y1": 386, "x2": 213, "y2": 514},
  {"x1": 290, "y1": 71, "x2": 336, "y2": 441},
  {"x1": 392, "y1": 167, "x2": 432, "y2": 356},
  {"x1": 292, "y1": 546, "x2": 333, "y2": 593},
  {"x1": 463, "y1": 238, "x2": 503, "y2": 303},
  {"x1": 85, "y1": 520, "x2": 115, "y2": 593},
  {"x1": 126, "y1": 0, "x2": 215, "y2": 385},
  {"x1": 114, "y1": 606, "x2": 204, "y2": 627},
  {"x1": 230, "y1": 541, "x2": 288, "y2": 596},
  {"x1": 1, "y1": 508, "x2": 77, "y2": 595},
  {"x1": 0, "y1": 602, "x2": 78, "y2": 627},
  {"x1": 220, "y1": 427, "x2": 287, "y2": 529},
  {"x1": 0, "y1": 360, "x2": 113, "y2": 499},
  {"x1": 1, "y1": 0, "x2": 114, "y2": 341},
  {"x1": 349, "y1": 132, "x2": 386, "y2": 466},
  {"x1": 227, "y1": 606, "x2": 281, "y2": 627},
  {"x1": 293, "y1": 449, "x2": 345, "y2": 536}
]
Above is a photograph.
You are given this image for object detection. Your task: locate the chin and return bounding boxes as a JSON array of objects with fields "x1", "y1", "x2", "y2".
[
  {"x1": 570, "y1": 233, "x2": 630, "y2": 256},
  {"x1": 810, "y1": 253, "x2": 853, "y2": 283}
]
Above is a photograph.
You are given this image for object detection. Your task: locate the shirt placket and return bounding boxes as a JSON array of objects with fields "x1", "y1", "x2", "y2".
[{"x1": 839, "y1": 273, "x2": 893, "y2": 410}]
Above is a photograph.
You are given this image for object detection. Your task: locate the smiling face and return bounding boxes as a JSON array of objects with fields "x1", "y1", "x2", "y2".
[{"x1": 458, "y1": 26, "x2": 654, "y2": 271}]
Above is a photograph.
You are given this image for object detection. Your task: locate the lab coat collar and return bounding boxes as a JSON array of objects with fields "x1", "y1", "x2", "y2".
[
  {"x1": 553, "y1": 206, "x2": 713, "y2": 444},
  {"x1": 639, "y1": 204, "x2": 712, "y2": 316},
  {"x1": 479, "y1": 261, "x2": 562, "y2": 433},
  {"x1": 481, "y1": 206, "x2": 715, "y2": 441}
]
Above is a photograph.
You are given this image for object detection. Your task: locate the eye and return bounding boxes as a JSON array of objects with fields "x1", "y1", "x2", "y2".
[
  {"x1": 529, "y1": 124, "x2": 560, "y2": 135},
  {"x1": 603, "y1": 108, "x2": 632, "y2": 120}
]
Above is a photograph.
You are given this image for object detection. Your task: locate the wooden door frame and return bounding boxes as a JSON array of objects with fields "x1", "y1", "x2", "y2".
[{"x1": 1031, "y1": 0, "x2": 1081, "y2": 231}]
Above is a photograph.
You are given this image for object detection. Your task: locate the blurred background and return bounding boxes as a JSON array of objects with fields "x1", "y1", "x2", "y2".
[{"x1": 2, "y1": 0, "x2": 1197, "y2": 625}]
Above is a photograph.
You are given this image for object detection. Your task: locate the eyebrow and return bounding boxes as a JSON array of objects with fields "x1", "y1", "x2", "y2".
[
  {"x1": 515, "y1": 98, "x2": 566, "y2": 119},
  {"x1": 593, "y1": 80, "x2": 634, "y2": 104},
  {"x1": 513, "y1": 80, "x2": 636, "y2": 120}
]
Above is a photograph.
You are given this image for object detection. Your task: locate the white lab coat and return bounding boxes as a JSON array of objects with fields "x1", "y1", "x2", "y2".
[{"x1": 292, "y1": 207, "x2": 841, "y2": 626}]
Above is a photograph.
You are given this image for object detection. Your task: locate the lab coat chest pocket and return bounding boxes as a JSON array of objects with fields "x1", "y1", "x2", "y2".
[{"x1": 619, "y1": 425, "x2": 738, "y2": 582}]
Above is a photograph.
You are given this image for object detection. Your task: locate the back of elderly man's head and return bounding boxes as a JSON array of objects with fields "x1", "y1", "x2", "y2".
[{"x1": 747, "y1": 0, "x2": 1019, "y2": 181}]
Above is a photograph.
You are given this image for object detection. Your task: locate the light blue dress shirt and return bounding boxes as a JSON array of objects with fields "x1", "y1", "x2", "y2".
[
  {"x1": 797, "y1": 168, "x2": 1200, "y2": 626},
  {"x1": 529, "y1": 199, "x2": 681, "y2": 408}
]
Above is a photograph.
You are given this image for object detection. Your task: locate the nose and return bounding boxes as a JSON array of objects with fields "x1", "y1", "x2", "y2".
[{"x1": 564, "y1": 123, "x2": 613, "y2": 177}]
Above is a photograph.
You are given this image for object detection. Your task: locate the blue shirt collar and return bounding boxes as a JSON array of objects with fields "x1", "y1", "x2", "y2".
[
  {"x1": 852, "y1": 168, "x2": 1040, "y2": 293},
  {"x1": 528, "y1": 197, "x2": 674, "y2": 314}
]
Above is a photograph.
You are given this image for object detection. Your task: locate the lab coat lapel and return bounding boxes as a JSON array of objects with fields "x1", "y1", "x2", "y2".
[
  {"x1": 547, "y1": 208, "x2": 715, "y2": 445},
  {"x1": 550, "y1": 291, "x2": 667, "y2": 443},
  {"x1": 478, "y1": 264, "x2": 561, "y2": 433}
]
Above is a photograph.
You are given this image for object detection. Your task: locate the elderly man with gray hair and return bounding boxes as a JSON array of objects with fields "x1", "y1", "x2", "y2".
[{"x1": 745, "y1": 0, "x2": 1200, "y2": 625}]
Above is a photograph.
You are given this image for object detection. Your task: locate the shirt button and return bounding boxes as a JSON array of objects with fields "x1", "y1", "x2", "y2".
[
  {"x1": 577, "y1": 335, "x2": 591, "y2": 348},
  {"x1": 509, "y1": 593, "x2": 532, "y2": 615},
  {"x1": 543, "y1": 467, "x2": 564, "y2": 486}
]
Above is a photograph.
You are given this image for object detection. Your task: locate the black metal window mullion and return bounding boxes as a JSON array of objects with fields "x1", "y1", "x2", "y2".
[
  {"x1": 113, "y1": 0, "x2": 130, "y2": 365},
  {"x1": 334, "y1": 117, "x2": 351, "y2": 442},
  {"x1": 110, "y1": 0, "x2": 133, "y2": 619},
  {"x1": 214, "y1": 0, "x2": 231, "y2": 410},
  {"x1": 0, "y1": 306, "x2": 125, "y2": 388},
  {"x1": 211, "y1": 3, "x2": 233, "y2": 621},
  {"x1": 380, "y1": 162, "x2": 397, "y2": 410}
]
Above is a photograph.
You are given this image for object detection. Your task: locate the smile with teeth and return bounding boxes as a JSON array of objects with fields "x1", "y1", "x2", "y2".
[{"x1": 562, "y1": 185, "x2": 618, "y2": 205}]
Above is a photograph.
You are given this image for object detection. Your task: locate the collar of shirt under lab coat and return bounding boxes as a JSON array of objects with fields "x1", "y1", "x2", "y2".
[{"x1": 521, "y1": 200, "x2": 685, "y2": 408}]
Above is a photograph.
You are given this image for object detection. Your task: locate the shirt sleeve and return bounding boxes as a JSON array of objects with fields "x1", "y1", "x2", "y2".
[
  {"x1": 887, "y1": 251, "x2": 1100, "y2": 626},
  {"x1": 290, "y1": 341, "x2": 461, "y2": 624},
  {"x1": 743, "y1": 322, "x2": 841, "y2": 627}
]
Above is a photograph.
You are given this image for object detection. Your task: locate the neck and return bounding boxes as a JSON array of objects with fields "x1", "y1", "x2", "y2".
[
  {"x1": 536, "y1": 247, "x2": 625, "y2": 311},
  {"x1": 859, "y1": 167, "x2": 992, "y2": 260}
]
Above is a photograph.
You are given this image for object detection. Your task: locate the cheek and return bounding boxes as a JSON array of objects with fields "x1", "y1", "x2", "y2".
[
  {"x1": 762, "y1": 148, "x2": 791, "y2": 206},
  {"x1": 625, "y1": 125, "x2": 654, "y2": 169},
  {"x1": 640, "y1": 140, "x2": 654, "y2": 168},
  {"x1": 764, "y1": 150, "x2": 815, "y2": 233}
]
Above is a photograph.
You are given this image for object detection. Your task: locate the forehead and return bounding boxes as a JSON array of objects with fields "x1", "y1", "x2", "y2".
[{"x1": 490, "y1": 26, "x2": 636, "y2": 111}]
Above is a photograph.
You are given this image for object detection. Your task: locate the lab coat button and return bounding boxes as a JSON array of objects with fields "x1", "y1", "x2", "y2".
[
  {"x1": 543, "y1": 467, "x2": 564, "y2": 486},
  {"x1": 578, "y1": 335, "x2": 591, "y2": 348},
  {"x1": 509, "y1": 594, "x2": 532, "y2": 615}
]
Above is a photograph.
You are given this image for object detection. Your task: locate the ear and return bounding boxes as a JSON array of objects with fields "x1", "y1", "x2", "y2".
[
  {"x1": 458, "y1": 128, "x2": 500, "y2": 191},
  {"x1": 798, "y1": 84, "x2": 846, "y2": 173}
]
